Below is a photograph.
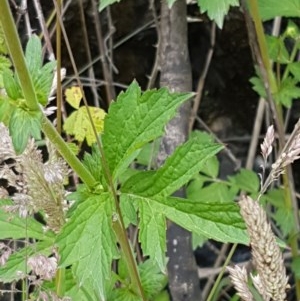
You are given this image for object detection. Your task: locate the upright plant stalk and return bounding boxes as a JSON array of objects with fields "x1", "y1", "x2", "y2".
[
  {"x1": 0, "y1": 2, "x2": 145, "y2": 299},
  {"x1": 51, "y1": 1, "x2": 145, "y2": 298},
  {"x1": 248, "y1": 0, "x2": 300, "y2": 298},
  {"x1": 0, "y1": 1, "x2": 39, "y2": 112},
  {"x1": 56, "y1": 0, "x2": 63, "y2": 134}
]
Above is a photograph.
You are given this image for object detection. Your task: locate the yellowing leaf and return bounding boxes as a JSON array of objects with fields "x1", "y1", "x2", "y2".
[
  {"x1": 65, "y1": 86, "x2": 83, "y2": 109},
  {"x1": 63, "y1": 106, "x2": 106, "y2": 145}
]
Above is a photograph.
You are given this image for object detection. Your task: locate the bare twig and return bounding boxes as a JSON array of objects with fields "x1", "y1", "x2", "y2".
[{"x1": 189, "y1": 22, "x2": 216, "y2": 132}]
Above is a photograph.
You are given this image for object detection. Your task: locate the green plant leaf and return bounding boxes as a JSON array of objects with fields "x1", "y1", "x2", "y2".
[
  {"x1": 263, "y1": 188, "x2": 294, "y2": 236},
  {"x1": 34, "y1": 60, "x2": 56, "y2": 105},
  {"x1": 25, "y1": 35, "x2": 42, "y2": 75},
  {"x1": 99, "y1": 0, "x2": 121, "y2": 11},
  {"x1": 24, "y1": 35, "x2": 56, "y2": 105},
  {"x1": 288, "y1": 62, "x2": 300, "y2": 80},
  {"x1": 192, "y1": 232, "x2": 207, "y2": 249},
  {"x1": 228, "y1": 168, "x2": 260, "y2": 193},
  {"x1": 258, "y1": 0, "x2": 300, "y2": 21},
  {"x1": 291, "y1": 257, "x2": 300, "y2": 279},
  {"x1": 160, "y1": 196, "x2": 248, "y2": 243},
  {"x1": 65, "y1": 86, "x2": 83, "y2": 109},
  {"x1": 56, "y1": 192, "x2": 119, "y2": 300},
  {"x1": 188, "y1": 182, "x2": 235, "y2": 203},
  {"x1": 3, "y1": 69, "x2": 22, "y2": 100},
  {"x1": 166, "y1": 0, "x2": 177, "y2": 8},
  {"x1": 0, "y1": 240, "x2": 53, "y2": 282},
  {"x1": 63, "y1": 106, "x2": 106, "y2": 146},
  {"x1": 9, "y1": 108, "x2": 42, "y2": 154},
  {"x1": 82, "y1": 145, "x2": 103, "y2": 183},
  {"x1": 274, "y1": 77, "x2": 300, "y2": 108},
  {"x1": 0, "y1": 200, "x2": 55, "y2": 240},
  {"x1": 0, "y1": 96, "x2": 14, "y2": 125},
  {"x1": 250, "y1": 76, "x2": 267, "y2": 98},
  {"x1": 139, "y1": 201, "x2": 166, "y2": 271},
  {"x1": 197, "y1": 0, "x2": 239, "y2": 28},
  {"x1": 124, "y1": 194, "x2": 248, "y2": 246},
  {"x1": 139, "y1": 260, "x2": 167, "y2": 299},
  {"x1": 0, "y1": 56, "x2": 12, "y2": 73},
  {"x1": 265, "y1": 35, "x2": 290, "y2": 64},
  {"x1": 102, "y1": 81, "x2": 193, "y2": 180},
  {"x1": 122, "y1": 136, "x2": 223, "y2": 197},
  {"x1": 120, "y1": 194, "x2": 138, "y2": 227},
  {"x1": 285, "y1": 20, "x2": 300, "y2": 40}
]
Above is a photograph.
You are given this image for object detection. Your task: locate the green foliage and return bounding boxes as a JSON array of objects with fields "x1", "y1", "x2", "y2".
[
  {"x1": 63, "y1": 106, "x2": 106, "y2": 146},
  {"x1": 0, "y1": 35, "x2": 55, "y2": 154},
  {"x1": 0, "y1": 200, "x2": 55, "y2": 240},
  {"x1": 262, "y1": 189, "x2": 294, "y2": 236},
  {"x1": 250, "y1": 21, "x2": 300, "y2": 108},
  {"x1": 166, "y1": 0, "x2": 177, "y2": 8},
  {"x1": 0, "y1": 240, "x2": 54, "y2": 283},
  {"x1": 102, "y1": 81, "x2": 193, "y2": 180},
  {"x1": 63, "y1": 86, "x2": 106, "y2": 146},
  {"x1": 108, "y1": 259, "x2": 167, "y2": 301},
  {"x1": 197, "y1": 0, "x2": 239, "y2": 28},
  {"x1": 257, "y1": 0, "x2": 300, "y2": 21},
  {"x1": 99, "y1": 0, "x2": 122, "y2": 11},
  {"x1": 25, "y1": 35, "x2": 56, "y2": 106},
  {"x1": 56, "y1": 193, "x2": 119, "y2": 300},
  {"x1": 9, "y1": 108, "x2": 42, "y2": 154}
]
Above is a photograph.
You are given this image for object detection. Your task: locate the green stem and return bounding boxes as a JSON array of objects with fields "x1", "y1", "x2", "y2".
[
  {"x1": 41, "y1": 115, "x2": 97, "y2": 188},
  {"x1": 248, "y1": 0, "x2": 300, "y2": 298},
  {"x1": 0, "y1": 1, "x2": 39, "y2": 111},
  {"x1": 51, "y1": 1, "x2": 146, "y2": 298},
  {"x1": 1, "y1": 2, "x2": 145, "y2": 299},
  {"x1": 0, "y1": 0, "x2": 98, "y2": 189},
  {"x1": 206, "y1": 243, "x2": 237, "y2": 301},
  {"x1": 55, "y1": 268, "x2": 65, "y2": 297}
]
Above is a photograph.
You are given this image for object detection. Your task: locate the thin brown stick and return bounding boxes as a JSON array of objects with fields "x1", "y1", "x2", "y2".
[
  {"x1": 189, "y1": 22, "x2": 216, "y2": 132},
  {"x1": 78, "y1": 0, "x2": 99, "y2": 107},
  {"x1": 147, "y1": 0, "x2": 160, "y2": 89},
  {"x1": 91, "y1": 0, "x2": 115, "y2": 104}
]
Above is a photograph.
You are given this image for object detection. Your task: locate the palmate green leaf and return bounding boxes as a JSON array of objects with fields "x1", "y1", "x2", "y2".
[
  {"x1": 122, "y1": 135, "x2": 223, "y2": 197},
  {"x1": 24, "y1": 35, "x2": 56, "y2": 105},
  {"x1": 249, "y1": 76, "x2": 267, "y2": 98},
  {"x1": 122, "y1": 194, "x2": 248, "y2": 265},
  {"x1": 102, "y1": 81, "x2": 193, "y2": 181},
  {"x1": 0, "y1": 200, "x2": 55, "y2": 240},
  {"x1": 274, "y1": 77, "x2": 300, "y2": 108},
  {"x1": 56, "y1": 192, "x2": 119, "y2": 300},
  {"x1": 99, "y1": 0, "x2": 121, "y2": 11},
  {"x1": 257, "y1": 0, "x2": 300, "y2": 21},
  {"x1": 289, "y1": 62, "x2": 300, "y2": 80},
  {"x1": 197, "y1": 0, "x2": 239, "y2": 28},
  {"x1": 63, "y1": 106, "x2": 106, "y2": 146},
  {"x1": 0, "y1": 240, "x2": 54, "y2": 282},
  {"x1": 33, "y1": 61, "x2": 56, "y2": 105},
  {"x1": 9, "y1": 108, "x2": 42, "y2": 154},
  {"x1": 228, "y1": 168, "x2": 260, "y2": 193},
  {"x1": 266, "y1": 35, "x2": 290, "y2": 64}
]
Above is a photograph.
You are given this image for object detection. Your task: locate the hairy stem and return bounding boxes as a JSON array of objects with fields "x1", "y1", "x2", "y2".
[{"x1": 0, "y1": 1, "x2": 39, "y2": 112}]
